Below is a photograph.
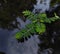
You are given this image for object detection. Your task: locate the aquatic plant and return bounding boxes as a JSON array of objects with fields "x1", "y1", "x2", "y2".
[{"x1": 15, "y1": 10, "x2": 60, "y2": 42}]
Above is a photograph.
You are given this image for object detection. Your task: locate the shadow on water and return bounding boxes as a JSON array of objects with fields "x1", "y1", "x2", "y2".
[{"x1": 0, "y1": 0, "x2": 60, "y2": 54}]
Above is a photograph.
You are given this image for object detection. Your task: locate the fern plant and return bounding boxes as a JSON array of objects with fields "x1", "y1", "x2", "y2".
[{"x1": 15, "y1": 10, "x2": 60, "y2": 42}]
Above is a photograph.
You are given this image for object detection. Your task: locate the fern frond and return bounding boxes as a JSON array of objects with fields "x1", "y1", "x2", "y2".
[
  {"x1": 22, "y1": 10, "x2": 33, "y2": 16},
  {"x1": 15, "y1": 10, "x2": 60, "y2": 42}
]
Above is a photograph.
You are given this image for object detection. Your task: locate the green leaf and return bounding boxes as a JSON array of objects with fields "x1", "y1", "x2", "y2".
[
  {"x1": 44, "y1": 18, "x2": 51, "y2": 23},
  {"x1": 54, "y1": 13, "x2": 59, "y2": 18},
  {"x1": 15, "y1": 31, "x2": 23, "y2": 39},
  {"x1": 38, "y1": 13, "x2": 47, "y2": 18},
  {"x1": 40, "y1": 19, "x2": 44, "y2": 22},
  {"x1": 35, "y1": 23, "x2": 46, "y2": 34},
  {"x1": 15, "y1": 11, "x2": 60, "y2": 41},
  {"x1": 22, "y1": 10, "x2": 32, "y2": 16}
]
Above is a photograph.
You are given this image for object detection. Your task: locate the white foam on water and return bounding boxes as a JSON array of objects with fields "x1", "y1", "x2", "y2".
[
  {"x1": 6, "y1": 18, "x2": 40, "y2": 54},
  {"x1": 33, "y1": 0, "x2": 51, "y2": 13}
]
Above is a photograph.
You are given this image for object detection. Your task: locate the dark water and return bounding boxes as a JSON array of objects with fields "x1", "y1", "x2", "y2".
[{"x1": 0, "y1": 0, "x2": 60, "y2": 54}]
